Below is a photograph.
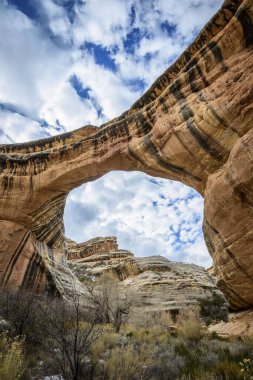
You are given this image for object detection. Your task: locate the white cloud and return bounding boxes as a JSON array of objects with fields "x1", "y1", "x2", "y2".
[
  {"x1": 0, "y1": 3, "x2": 71, "y2": 119},
  {"x1": 41, "y1": 0, "x2": 72, "y2": 42},
  {"x1": 157, "y1": 0, "x2": 221, "y2": 38},
  {"x1": 40, "y1": 80, "x2": 99, "y2": 131},
  {"x1": 73, "y1": 54, "x2": 138, "y2": 119},
  {"x1": 0, "y1": 109, "x2": 44, "y2": 142},
  {"x1": 72, "y1": 0, "x2": 132, "y2": 47}
]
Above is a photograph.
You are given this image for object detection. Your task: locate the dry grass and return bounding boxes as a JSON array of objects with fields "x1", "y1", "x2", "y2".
[
  {"x1": 0, "y1": 333, "x2": 26, "y2": 380},
  {"x1": 1, "y1": 288, "x2": 253, "y2": 380}
]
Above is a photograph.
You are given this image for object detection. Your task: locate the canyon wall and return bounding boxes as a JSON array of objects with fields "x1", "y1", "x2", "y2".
[{"x1": 68, "y1": 237, "x2": 225, "y2": 314}]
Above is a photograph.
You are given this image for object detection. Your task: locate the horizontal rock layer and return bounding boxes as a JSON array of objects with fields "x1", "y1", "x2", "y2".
[
  {"x1": 68, "y1": 237, "x2": 223, "y2": 313},
  {"x1": 0, "y1": 0, "x2": 252, "y2": 308},
  {"x1": 67, "y1": 237, "x2": 119, "y2": 260}
]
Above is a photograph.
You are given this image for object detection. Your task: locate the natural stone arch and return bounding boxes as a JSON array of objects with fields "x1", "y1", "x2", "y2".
[{"x1": 0, "y1": 0, "x2": 252, "y2": 308}]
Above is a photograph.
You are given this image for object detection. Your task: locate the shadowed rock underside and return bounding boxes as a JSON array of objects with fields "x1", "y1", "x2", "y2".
[{"x1": 0, "y1": 0, "x2": 252, "y2": 308}]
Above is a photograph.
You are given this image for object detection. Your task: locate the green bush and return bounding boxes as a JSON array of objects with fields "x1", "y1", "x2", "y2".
[
  {"x1": 198, "y1": 292, "x2": 229, "y2": 325},
  {"x1": 239, "y1": 358, "x2": 253, "y2": 380}
]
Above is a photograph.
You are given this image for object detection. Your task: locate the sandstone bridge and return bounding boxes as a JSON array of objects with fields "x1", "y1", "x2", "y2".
[{"x1": 0, "y1": 0, "x2": 252, "y2": 309}]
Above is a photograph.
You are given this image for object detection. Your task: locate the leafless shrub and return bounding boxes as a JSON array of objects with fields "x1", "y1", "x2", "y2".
[
  {"x1": 0, "y1": 287, "x2": 46, "y2": 346},
  {"x1": 85, "y1": 274, "x2": 132, "y2": 332},
  {"x1": 41, "y1": 291, "x2": 103, "y2": 380},
  {"x1": 150, "y1": 342, "x2": 185, "y2": 380}
]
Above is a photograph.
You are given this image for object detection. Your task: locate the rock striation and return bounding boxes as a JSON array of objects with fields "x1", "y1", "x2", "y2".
[
  {"x1": 0, "y1": 221, "x2": 84, "y2": 297},
  {"x1": 68, "y1": 237, "x2": 222, "y2": 313},
  {"x1": 0, "y1": 0, "x2": 252, "y2": 308},
  {"x1": 67, "y1": 237, "x2": 119, "y2": 260}
]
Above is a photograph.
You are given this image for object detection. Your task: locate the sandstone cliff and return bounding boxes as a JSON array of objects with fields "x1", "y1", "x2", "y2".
[
  {"x1": 68, "y1": 237, "x2": 224, "y2": 314},
  {"x1": 0, "y1": 0, "x2": 252, "y2": 309}
]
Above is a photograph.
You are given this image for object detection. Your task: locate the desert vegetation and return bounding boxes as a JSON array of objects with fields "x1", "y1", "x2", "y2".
[{"x1": 0, "y1": 286, "x2": 253, "y2": 380}]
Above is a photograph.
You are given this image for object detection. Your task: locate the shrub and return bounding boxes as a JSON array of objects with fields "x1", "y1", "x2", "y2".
[
  {"x1": 0, "y1": 288, "x2": 47, "y2": 347},
  {"x1": 41, "y1": 294, "x2": 103, "y2": 380},
  {"x1": 0, "y1": 332, "x2": 26, "y2": 380},
  {"x1": 103, "y1": 345, "x2": 152, "y2": 380},
  {"x1": 198, "y1": 292, "x2": 229, "y2": 325},
  {"x1": 86, "y1": 275, "x2": 132, "y2": 332},
  {"x1": 150, "y1": 343, "x2": 185, "y2": 380},
  {"x1": 216, "y1": 358, "x2": 243, "y2": 379},
  {"x1": 1, "y1": 287, "x2": 252, "y2": 380},
  {"x1": 177, "y1": 310, "x2": 203, "y2": 342},
  {"x1": 239, "y1": 358, "x2": 253, "y2": 380}
]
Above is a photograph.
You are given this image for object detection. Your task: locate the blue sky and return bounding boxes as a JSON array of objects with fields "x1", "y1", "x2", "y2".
[{"x1": 0, "y1": 0, "x2": 223, "y2": 267}]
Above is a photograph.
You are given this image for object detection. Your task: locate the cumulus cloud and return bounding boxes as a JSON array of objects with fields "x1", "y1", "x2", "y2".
[
  {"x1": 72, "y1": 53, "x2": 138, "y2": 119},
  {"x1": 0, "y1": 3, "x2": 71, "y2": 119},
  {"x1": 0, "y1": 109, "x2": 44, "y2": 142},
  {"x1": 72, "y1": 0, "x2": 132, "y2": 47},
  {"x1": 40, "y1": 79, "x2": 100, "y2": 131},
  {"x1": 0, "y1": 0, "x2": 223, "y2": 267}
]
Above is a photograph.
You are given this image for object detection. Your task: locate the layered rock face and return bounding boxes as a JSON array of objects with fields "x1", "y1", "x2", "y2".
[
  {"x1": 67, "y1": 237, "x2": 119, "y2": 260},
  {"x1": 0, "y1": 221, "x2": 84, "y2": 297},
  {"x1": 0, "y1": 0, "x2": 252, "y2": 308},
  {"x1": 68, "y1": 237, "x2": 222, "y2": 313}
]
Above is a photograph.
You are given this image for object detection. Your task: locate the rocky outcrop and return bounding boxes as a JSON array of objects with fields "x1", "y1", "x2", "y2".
[
  {"x1": 0, "y1": 0, "x2": 252, "y2": 308},
  {"x1": 67, "y1": 237, "x2": 119, "y2": 260},
  {"x1": 68, "y1": 237, "x2": 223, "y2": 313},
  {"x1": 208, "y1": 309, "x2": 253, "y2": 337}
]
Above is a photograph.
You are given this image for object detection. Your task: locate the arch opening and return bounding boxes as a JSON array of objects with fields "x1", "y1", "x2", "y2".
[{"x1": 64, "y1": 171, "x2": 211, "y2": 268}]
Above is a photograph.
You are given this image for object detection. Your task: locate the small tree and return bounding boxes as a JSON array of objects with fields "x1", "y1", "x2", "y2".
[{"x1": 86, "y1": 275, "x2": 132, "y2": 332}]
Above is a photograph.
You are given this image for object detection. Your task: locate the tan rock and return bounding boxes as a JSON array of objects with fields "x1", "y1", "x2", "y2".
[
  {"x1": 0, "y1": 0, "x2": 252, "y2": 308},
  {"x1": 67, "y1": 237, "x2": 119, "y2": 260},
  {"x1": 208, "y1": 309, "x2": 253, "y2": 337},
  {"x1": 0, "y1": 221, "x2": 84, "y2": 298},
  {"x1": 68, "y1": 237, "x2": 224, "y2": 313}
]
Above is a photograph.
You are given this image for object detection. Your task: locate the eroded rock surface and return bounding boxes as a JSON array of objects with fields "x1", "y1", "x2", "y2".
[
  {"x1": 0, "y1": 0, "x2": 252, "y2": 308},
  {"x1": 208, "y1": 309, "x2": 253, "y2": 337},
  {"x1": 67, "y1": 237, "x2": 120, "y2": 260},
  {"x1": 0, "y1": 221, "x2": 84, "y2": 297},
  {"x1": 68, "y1": 237, "x2": 222, "y2": 313}
]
